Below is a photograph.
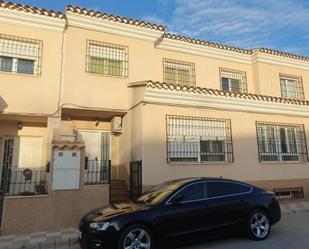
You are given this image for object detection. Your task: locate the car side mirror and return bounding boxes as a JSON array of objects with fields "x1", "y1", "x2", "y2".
[{"x1": 171, "y1": 194, "x2": 184, "y2": 204}]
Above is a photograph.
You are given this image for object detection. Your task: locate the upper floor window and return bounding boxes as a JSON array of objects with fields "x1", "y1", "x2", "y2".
[
  {"x1": 163, "y1": 58, "x2": 195, "y2": 86},
  {"x1": 166, "y1": 115, "x2": 233, "y2": 164},
  {"x1": 220, "y1": 68, "x2": 247, "y2": 93},
  {"x1": 86, "y1": 40, "x2": 128, "y2": 78},
  {"x1": 0, "y1": 34, "x2": 42, "y2": 75},
  {"x1": 256, "y1": 122, "x2": 308, "y2": 163},
  {"x1": 280, "y1": 74, "x2": 304, "y2": 100}
]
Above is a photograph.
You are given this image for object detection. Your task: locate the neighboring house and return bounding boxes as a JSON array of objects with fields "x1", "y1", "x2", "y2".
[{"x1": 0, "y1": 0, "x2": 309, "y2": 234}]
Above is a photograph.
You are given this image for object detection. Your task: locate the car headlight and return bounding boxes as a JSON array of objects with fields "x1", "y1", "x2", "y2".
[{"x1": 89, "y1": 222, "x2": 110, "y2": 231}]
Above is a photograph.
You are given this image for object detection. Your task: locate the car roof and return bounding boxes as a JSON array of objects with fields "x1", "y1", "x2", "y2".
[{"x1": 170, "y1": 177, "x2": 252, "y2": 186}]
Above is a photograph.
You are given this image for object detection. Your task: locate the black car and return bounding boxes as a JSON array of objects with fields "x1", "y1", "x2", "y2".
[{"x1": 78, "y1": 178, "x2": 281, "y2": 249}]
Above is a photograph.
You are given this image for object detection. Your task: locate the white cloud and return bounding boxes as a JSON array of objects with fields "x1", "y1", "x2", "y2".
[{"x1": 148, "y1": 0, "x2": 309, "y2": 54}]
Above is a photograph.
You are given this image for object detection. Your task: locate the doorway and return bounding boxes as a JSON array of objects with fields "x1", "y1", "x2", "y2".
[{"x1": 77, "y1": 130, "x2": 111, "y2": 184}]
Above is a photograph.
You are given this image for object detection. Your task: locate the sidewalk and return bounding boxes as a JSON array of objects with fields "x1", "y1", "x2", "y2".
[{"x1": 1, "y1": 201, "x2": 309, "y2": 249}]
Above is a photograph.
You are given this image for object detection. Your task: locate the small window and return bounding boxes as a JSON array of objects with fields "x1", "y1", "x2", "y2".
[
  {"x1": 220, "y1": 68, "x2": 247, "y2": 93},
  {"x1": 17, "y1": 59, "x2": 35, "y2": 74},
  {"x1": 0, "y1": 56, "x2": 13, "y2": 72},
  {"x1": 86, "y1": 40, "x2": 128, "y2": 78},
  {"x1": 163, "y1": 58, "x2": 196, "y2": 86},
  {"x1": 178, "y1": 182, "x2": 205, "y2": 202},
  {"x1": 0, "y1": 34, "x2": 42, "y2": 75},
  {"x1": 207, "y1": 181, "x2": 251, "y2": 198},
  {"x1": 280, "y1": 74, "x2": 304, "y2": 100}
]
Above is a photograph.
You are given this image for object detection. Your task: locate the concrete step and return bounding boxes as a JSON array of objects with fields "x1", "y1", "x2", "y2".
[{"x1": 111, "y1": 189, "x2": 129, "y2": 195}]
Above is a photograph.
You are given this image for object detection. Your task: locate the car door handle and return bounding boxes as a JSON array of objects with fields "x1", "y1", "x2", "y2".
[{"x1": 203, "y1": 205, "x2": 209, "y2": 208}]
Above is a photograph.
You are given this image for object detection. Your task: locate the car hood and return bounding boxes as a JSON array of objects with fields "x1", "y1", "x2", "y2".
[{"x1": 84, "y1": 201, "x2": 149, "y2": 222}]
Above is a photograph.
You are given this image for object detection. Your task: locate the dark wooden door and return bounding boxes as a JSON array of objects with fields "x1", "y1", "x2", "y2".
[{"x1": 130, "y1": 160, "x2": 142, "y2": 201}]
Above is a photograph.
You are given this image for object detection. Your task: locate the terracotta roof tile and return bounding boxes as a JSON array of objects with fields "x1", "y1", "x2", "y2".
[
  {"x1": 164, "y1": 33, "x2": 253, "y2": 55},
  {"x1": 1, "y1": 1, "x2": 308, "y2": 62},
  {"x1": 0, "y1": 0, "x2": 65, "y2": 19},
  {"x1": 164, "y1": 33, "x2": 309, "y2": 62},
  {"x1": 144, "y1": 80, "x2": 309, "y2": 106},
  {"x1": 252, "y1": 48, "x2": 309, "y2": 62},
  {"x1": 66, "y1": 5, "x2": 166, "y2": 32}
]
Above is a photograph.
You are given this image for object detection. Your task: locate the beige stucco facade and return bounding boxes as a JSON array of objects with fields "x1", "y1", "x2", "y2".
[{"x1": 1, "y1": 1, "x2": 309, "y2": 234}]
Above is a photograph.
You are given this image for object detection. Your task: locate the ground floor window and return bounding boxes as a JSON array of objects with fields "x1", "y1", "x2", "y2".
[
  {"x1": 166, "y1": 115, "x2": 233, "y2": 164},
  {"x1": 256, "y1": 122, "x2": 308, "y2": 162}
]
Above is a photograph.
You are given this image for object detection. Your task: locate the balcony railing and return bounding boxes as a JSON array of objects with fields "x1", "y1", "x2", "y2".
[
  {"x1": 1, "y1": 168, "x2": 48, "y2": 196},
  {"x1": 84, "y1": 159, "x2": 111, "y2": 185}
]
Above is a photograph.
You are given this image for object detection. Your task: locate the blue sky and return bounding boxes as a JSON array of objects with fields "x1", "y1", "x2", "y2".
[{"x1": 16, "y1": 0, "x2": 309, "y2": 56}]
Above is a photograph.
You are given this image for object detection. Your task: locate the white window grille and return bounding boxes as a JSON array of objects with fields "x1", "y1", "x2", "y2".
[
  {"x1": 86, "y1": 40, "x2": 128, "y2": 78},
  {"x1": 256, "y1": 122, "x2": 308, "y2": 162},
  {"x1": 166, "y1": 115, "x2": 233, "y2": 163},
  {"x1": 163, "y1": 58, "x2": 196, "y2": 86},
  {"x1": 280, "y1": 74, "x2": 304, "y2": 100},
  {"x1": 0, "y1": 34, "x2": 42, "y2": 75},
  {"x1": 220, "y1": 68, "x2": 247, "y2": 93}
]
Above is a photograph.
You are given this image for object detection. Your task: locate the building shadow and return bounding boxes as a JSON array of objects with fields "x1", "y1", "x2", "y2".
[{"x1": 0, "y1": 96, "x2": 8, "y2": 112}]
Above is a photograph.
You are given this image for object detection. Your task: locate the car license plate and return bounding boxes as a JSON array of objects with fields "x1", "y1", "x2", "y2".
[{"x1": 77, "y1": 230, "x2": 82, "y2": 239}]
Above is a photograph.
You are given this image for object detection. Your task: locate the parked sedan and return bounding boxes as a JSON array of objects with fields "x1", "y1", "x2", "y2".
[{"x1": 78, "y1": 178, "x2": 281, "y2": 249}]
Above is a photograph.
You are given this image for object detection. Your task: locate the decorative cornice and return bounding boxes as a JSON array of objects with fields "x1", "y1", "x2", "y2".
[
  {"x1": 130, "y1": 81, "x2": 309, "y2": 117},
  {"x1": 0, "y1": 0, "x2": 65, "y2": 19},
  {"x1": 252, "y1": 48, "x2": 309, "y2": 62},
  {"x1": 0, "y1": 1, "x2": 65, "y2": 31},
  {"x1": 66, "y1": 5, "x2": 165, "y2": 32},
  {"x1": 159, "y1": 33, "x2": 309, "y2": 69},
  {"x1": 66, "y1": 12, "x2": 164, "y2": 42},
  {"x1": 157, "y1": 36, "x2": 252, "y2": 64},
  {"x1": 1, "y1": 1, "x2": 308, "y2": 66},
  {"x1": 163, "y1": 33, "x2": 252, "y2": 55}
]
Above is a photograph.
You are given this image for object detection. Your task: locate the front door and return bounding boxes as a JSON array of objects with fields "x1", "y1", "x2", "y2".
[{"x1": 77, "y1": 130, "x2": 110, "y2": 183}]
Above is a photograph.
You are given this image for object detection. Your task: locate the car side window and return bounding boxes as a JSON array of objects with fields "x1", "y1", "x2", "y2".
[
  {"x1": 178, "y1": 182, "x2": 205, "y2": 202},
  {"x1": 207, "y1": 181, "x2": 251, "y2": 198}
]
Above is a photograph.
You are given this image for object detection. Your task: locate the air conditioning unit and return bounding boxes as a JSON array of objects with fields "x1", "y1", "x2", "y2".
[{"x1": 111, "y1": 116, "x2": 123, "y2": 133}]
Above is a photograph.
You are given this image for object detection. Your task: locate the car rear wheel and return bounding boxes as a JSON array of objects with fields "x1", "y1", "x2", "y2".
[
  {"x1": 247, "y1": 210, "x2": 271, "y2": 240},
  {"x1": 118, "y1": 224, "x2": 153, "y2": 249}
]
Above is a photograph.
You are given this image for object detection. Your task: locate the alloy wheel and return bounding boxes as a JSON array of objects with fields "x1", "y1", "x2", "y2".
[
  {"x1": 250, "y1": 212, "x2": 270, "y2": 239},
  {"x1": 123, "y1": 228, "x2": 151, "y2": 249}
]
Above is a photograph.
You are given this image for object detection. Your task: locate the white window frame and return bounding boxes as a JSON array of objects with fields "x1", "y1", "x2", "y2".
[
  {"x1": 257, "y1": 123, "x2": 303, "y2": 162},
  {"x1": 0, "y1": 34, "x2": 41, "y2": 75},
  {"x1": 280, "y1": 75, "x2": 304, "y2": 100},
  {"x1": 86, "y1": 40, "x2": 128, "y2": 78},
  {"x1": 163, "y1": 58, "x2": 195, "y2": 86},
  {"x1": 167, "y1": 116, "x2": 232, "y2": 164},
  {"x1": 220, "y1": 68, "x2": 247, "y2": 93}
]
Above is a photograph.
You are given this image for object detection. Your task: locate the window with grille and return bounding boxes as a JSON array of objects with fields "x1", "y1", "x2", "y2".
[
  {"x1": 220, "y1": 68, "x2": 247, "y2": 93},
  {"x1": 280, "y1": 74, "x2": 304, "y2": 100},
  {"x1": 0, "y1": 34, "x2": 42, "y2": 75},
  {"x1": 256, "y1": 122, "x2": 308, "y2": 163},
  {"x1": 86, "y1": 40, "x2": 128, "y2": 78},
  {"x1": 163, "y1": 58, "x2": 195, "y2": 86},
  {"x1": 166, "y1": 115, "x2": 233, "y2": 164}
]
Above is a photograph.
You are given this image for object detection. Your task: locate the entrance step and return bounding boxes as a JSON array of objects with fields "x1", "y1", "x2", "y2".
[{"x1": 110, "y1": 180, "x2": 130, "y2": 203}]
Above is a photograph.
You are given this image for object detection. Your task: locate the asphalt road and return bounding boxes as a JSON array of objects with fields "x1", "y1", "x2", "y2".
[{"x1": 176, "y1": 213, "x2": 309, "y2": 249}]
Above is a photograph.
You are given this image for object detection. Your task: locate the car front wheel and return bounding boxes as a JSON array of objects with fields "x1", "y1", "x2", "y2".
[
  {"x1": 247, "y1": 210, "x2": 271, "y2": 240},
  {"x1": 118, "y1": 224, "x2": 153, "y2": 249}
]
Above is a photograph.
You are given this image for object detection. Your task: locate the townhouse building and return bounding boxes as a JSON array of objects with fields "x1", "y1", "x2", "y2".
[{"x1": 0, "y1": 0, "x2": 309, "y2": 234}]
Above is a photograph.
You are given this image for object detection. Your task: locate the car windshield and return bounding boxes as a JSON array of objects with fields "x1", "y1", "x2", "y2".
[{"x1": 135, "y1": 179, "x2": 192, "y2": 205}]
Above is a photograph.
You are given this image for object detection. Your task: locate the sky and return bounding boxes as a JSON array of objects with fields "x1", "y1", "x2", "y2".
[{"x1": 14, "y1": 0, "x2": 309, "y2": 56}]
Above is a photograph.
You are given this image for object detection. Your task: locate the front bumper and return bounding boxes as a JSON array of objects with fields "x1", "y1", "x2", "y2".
[{"x1": 78, "y1": 227, "x2": 119, "y2": 249}]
